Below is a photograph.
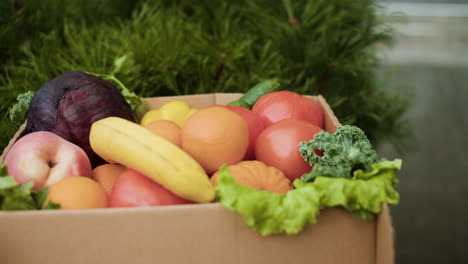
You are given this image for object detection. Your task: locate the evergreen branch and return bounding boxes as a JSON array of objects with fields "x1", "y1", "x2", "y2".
[
  {"x1": 0, "y1": 0, "x2": 413, "y2": 154},
  {"x1": 8, "y1": 91, "x2": 34, "y2": 126}
]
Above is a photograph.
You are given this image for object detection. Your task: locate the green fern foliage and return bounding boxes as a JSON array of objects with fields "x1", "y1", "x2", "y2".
[{"x1": 0, "y1": 0, "x2": 412, "y2": 152}]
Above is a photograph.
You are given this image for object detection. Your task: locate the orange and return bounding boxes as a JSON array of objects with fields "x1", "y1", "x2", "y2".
[
  {"x1": 181, "y1": 106, "x2": 249, "y2": 175},
  {"x1": 145, "y1": 120, "x2": 182, "y2": 147},
  {"x1": 44, "y1": 176, "x2": 108, "y2": 210},
  {"x1": 91, "y1": 163, "x2": 127, "y2": 195}
]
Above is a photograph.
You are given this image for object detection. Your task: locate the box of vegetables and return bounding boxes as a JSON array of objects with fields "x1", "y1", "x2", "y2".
[{"x1": 0, "y1": 71, "x2": 401, "y2": 264}]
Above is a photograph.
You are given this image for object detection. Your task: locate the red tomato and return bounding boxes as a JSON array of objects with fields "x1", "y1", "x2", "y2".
[
  {"x1": 252, "y1": 91, "x2": 324, "y2": 128},
  {"x1": 109, "y1": 169, "x2": 192, "y2": 207},
  {"x1": 255, "y1": 118, "x2": 322, "y2": 181},
  {"x1": 212, "y1": 105, "x2": 264, "y2": 160}
]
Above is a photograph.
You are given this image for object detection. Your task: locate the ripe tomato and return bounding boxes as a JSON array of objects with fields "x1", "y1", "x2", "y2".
[
  {"x1": 213, "y1": 105, "x2": 264, "y2": 160},
  {"x1": 252, "y1": 91, "x2": 324, "y2": 128},
  {"x1": 110, "y1": 169, "x2": 192, "y2": 207},
  {"x1": 255, "y1": 118, "x2": 322, "y2": 181}
]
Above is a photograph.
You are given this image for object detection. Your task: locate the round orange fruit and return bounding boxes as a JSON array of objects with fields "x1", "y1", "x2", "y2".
[
  {"x1": 181, "y1": 106, "x2": 249, "y2": 175},
  {"x1": 44, "y1": 176, "x2": 108, "y2": 210},
  {"x1": 92, "y1": 163, "x2": 127, "y2": 195},
  {"x1": 144, "y1": 120, "x2": 182, "y2": 147}
]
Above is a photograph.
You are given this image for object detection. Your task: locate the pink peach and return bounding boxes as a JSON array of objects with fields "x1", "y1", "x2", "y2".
[{"x1": 4, "y1": 131, "x2": 92, "y2": 190}]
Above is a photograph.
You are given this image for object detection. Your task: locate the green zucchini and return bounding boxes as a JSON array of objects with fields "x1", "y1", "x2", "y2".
[{"x1": 227, "y1": 79, "x2": 281, "y2": 109}]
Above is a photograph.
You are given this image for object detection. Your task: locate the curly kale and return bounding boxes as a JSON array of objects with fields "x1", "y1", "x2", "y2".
[{"x1": 299, "y1": 125, "x2": 380, "y2": 182}]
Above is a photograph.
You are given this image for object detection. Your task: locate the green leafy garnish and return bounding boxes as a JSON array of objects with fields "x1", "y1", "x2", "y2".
[
  {"x1": 294, "y1": 159, "x2": 401, "y2": 220},
  {"x1": 299, "y1": 125, "x2": 380, "y2": 182},
  {"x1": 0, "y1": 164, "x2": 60, "y2": 211},
  {"x1": 34, "y1": 188, "x2": 61, "y2": 210},
  {"x1": 215, "y1": 159, "x2": 401, "y2": 236}
]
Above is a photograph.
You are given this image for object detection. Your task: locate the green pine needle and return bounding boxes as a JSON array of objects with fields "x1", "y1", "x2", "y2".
[{"x1": 0, "y1": 0, "x2": 413, "y2": 152}]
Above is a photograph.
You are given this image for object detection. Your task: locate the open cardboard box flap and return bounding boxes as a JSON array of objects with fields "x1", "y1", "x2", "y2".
[{"x1": 0, "y1": 93, "x2": 395, "y2": 264}]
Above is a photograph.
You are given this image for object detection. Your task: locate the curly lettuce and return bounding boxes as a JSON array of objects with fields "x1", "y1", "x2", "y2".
[
  {"x1": 215, "y1": 159, "x2": 401, "y2": 236},
  {"x1": 0, "y1": 164, "x2": 60, "y2": 210}
]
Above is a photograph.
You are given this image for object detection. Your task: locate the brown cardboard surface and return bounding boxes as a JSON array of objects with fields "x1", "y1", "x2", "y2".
[
  {"x1": 0, "y1": 204, "x2": 375, "y2": 264},
  {"x1": 376, "y1": 204, "x2": 396, "y2": 264},
  {"x1": 0, "y1": 93, "x2": 394, "y2": 264}
]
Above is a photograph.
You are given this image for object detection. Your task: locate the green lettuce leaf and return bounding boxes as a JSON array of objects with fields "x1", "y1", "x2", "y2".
[
  {"x1": 294, "y1": 159, "x2": 401, "y2": 221},
  {"x1": 0, "y1": 164, "x2": 60, "y2": 210},
  {"x1": 215, "y1": 159, "x2": 401, "y2": 236}
]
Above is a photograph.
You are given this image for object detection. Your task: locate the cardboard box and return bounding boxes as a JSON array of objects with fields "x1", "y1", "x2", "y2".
[{"x1": 0, "y1": 93, "x2": 395, "y2": 264}]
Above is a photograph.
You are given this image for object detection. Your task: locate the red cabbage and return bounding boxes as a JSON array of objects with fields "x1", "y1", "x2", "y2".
[{"x1": 26, "y1": 71, "x2": 136, "y2": 167}]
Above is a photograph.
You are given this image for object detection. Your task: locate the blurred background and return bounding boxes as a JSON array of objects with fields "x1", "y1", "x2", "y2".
[{"x1": 377, "y1": 0, "x2": 468, "y2": 263}]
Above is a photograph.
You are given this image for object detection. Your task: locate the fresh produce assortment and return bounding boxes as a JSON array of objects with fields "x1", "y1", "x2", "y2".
[
  {"x1": 299, "y1": 125, "x2": 381, "y2": 182},
  {"x1": 226, "y1": 79, "x2": 281, "y2": 109},
  {"x1": 255, "y1": 118, "x2": 323, "y2": 181},
  {"x1": 140, "y1": 100, "x2": 198, "y2": 127},
  {"x1": 210, "y1": 161, "x2": 293, "y2": 195},
  {"x1": 0, "y1": 71, "x2": 401, "y2": 236},
  {"x1": 44, "y1": 176, "x2": 108, "y2": 210},
  {"x1": 91, "y1": 163, "x2": 126, "y2": 195},
  {"x1": 144, "y1": 120, "x2": 183, "y2": 148},
  {"x1": 181, "y1": 106, "x2": 249, "y2": 175},
  {"x1": 4, "y1": 131, "x2": 92, "y2": 190},
  {"x1": 25, "y1": 71, "x2": 136, "y2": 168},
  {"x1": 89, "y1": 116, "x2": 215, "y2": 203},
  {"x1": 212, "y1": 105, "x2": 264, "y2": 160},
  {"x1": 216, "y1": 159, "x2": 401, "y2": 235},
  {"x1": 109, "y1": 169, "x2": 193, "y2": 208},
  {"x1": 252, "y1": 90, "x2": 325, "y2": 129}
]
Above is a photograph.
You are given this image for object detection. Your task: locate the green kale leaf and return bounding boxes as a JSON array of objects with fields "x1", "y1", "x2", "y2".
[{"x1": 299, "y1": 125, "x2": 380, "y2": 182}]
